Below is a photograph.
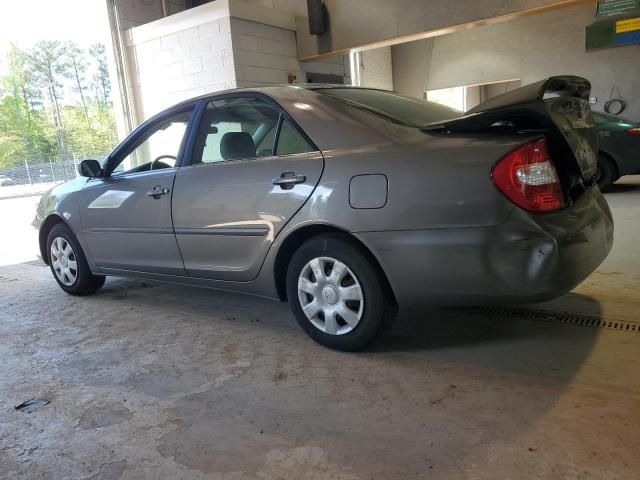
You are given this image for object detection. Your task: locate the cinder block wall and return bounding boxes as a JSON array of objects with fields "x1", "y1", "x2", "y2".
[
  {"x1": 127, "y1": 16, "x2": 236, "y2": 122},
  {"x1": 125, "y1": 6, "x2": 348, "y2": 125},
  {"x1": 232, "y1": 18, "x2": 302, "y2": 87},
  {"x1": 231, "y1": 18, "x2": 346, "y2": 88}
]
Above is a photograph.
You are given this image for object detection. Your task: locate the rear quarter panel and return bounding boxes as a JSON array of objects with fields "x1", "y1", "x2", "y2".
[
  {"x1": 312, "y1": 129, "x2": 523, "y2": 233},
  {"x1": 263, "y1": 87, "x2": 530, "y2": 232},
  {"x1": 266, "y1": 90, "x2": 530, "y2": 233}
]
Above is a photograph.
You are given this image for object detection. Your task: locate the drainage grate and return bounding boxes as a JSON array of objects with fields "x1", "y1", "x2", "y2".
[{"x1": 457, "y1": 306, "x2": 640, "y2": 333}]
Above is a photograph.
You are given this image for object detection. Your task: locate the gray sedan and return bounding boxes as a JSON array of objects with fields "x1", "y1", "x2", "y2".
[{"x1": 34, "y1": 76, "x2": 613, "y2": 351}]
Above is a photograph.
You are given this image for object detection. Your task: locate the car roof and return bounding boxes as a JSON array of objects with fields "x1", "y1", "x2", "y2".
[{"x1": 170, "y1": 84, "x2": 387, "y2": 109}]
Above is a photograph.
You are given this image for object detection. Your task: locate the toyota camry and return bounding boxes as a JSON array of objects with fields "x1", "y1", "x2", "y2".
[{"x1": 34, "y1": 76, "x2": 613, "y2": 351}]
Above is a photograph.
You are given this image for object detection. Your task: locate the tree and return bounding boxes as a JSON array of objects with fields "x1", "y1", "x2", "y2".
[
  {"x1": 65, "y1": 41, "x2": 91, "y2": 129},
  {"x1": 0, "y1": 39, "x2": 118, "y2": 171},
  {"x1": 89, "y1": 43, "x2": 111, "y2": 106},
  {"x1": 0, "y1": 93, "x2": 56, "y2": 169},
  {"x1": 27, "y1": 40, "x2": 68, "y2": 154},
  {"x1": 0, "y1": 45, "x2": 54, "y2": 168},
  {"x1": 5, "y1": 45, "x2": 41, "y2": 119}
]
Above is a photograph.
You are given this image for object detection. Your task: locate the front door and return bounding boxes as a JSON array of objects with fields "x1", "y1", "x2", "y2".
[
  {"x1": 171, "y1": 95, "x2": 323, "y2": 281},
  {"x1": 79, "y1": 107, "x2": 194, "y2": 275}
]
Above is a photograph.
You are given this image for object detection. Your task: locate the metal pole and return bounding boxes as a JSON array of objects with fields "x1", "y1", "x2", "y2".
[
  {"x1": 109, "y1": 0, "x2": 135, "y2": 134},
  {"x1": 24, "y1": 158, "x2": 32, "y2": 185},
  {"x1": 49, "y1": 156, "x2": 56, "y2": 182}
]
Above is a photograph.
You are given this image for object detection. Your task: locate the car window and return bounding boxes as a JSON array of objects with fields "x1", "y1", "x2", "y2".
[
  {"x1": 276, "y1": 119, "x2": 315, "y2": 156},
  {"x1": 194, "y1": 97, "x2": 280, "y2": 164},
  {"x1": 192, "y1": 96, "x2": 317, "y2": 164},
  {"x1": 111, "y1": 109, "x2": 193, "y2": 176},
  {"x1": 315, "y1": 88, "x2": 461, "y2": 127},
  {"x1": 256, "y1": 124, "x2": 277, "y2": 156}
]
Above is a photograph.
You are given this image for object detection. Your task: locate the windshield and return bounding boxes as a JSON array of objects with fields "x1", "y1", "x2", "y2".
[{"x1": 315, "y1": 88, "x2": 462, "y2": 127}]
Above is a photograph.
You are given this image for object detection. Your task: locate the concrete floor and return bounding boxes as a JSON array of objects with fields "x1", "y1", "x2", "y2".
[{"x1": 1, "y1": 179, "x2": 639, "y2": 479}]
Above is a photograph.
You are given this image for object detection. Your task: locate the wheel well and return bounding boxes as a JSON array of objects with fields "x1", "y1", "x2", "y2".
[
  {"x1": 39, "y1": 215, "x2": 66, "y2": 265},
  {"x1": 273, "y1": 224, "x2": 398, "y2": 307}
]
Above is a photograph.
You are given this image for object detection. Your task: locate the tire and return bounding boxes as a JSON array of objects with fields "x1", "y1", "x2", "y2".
[
  {"x1": 595, "y1": 154, "x2": 619, "y2": 190},
  {"x1": 47, "y1": 223, "x2": 105, "y2": 295},
  {"x1": 286, "y1": 234, "x2": 392, "y2": 351}
]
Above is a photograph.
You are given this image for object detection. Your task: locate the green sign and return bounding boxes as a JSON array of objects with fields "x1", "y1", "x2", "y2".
[
  {"x1": 586, "y1": 21, "x2": 615, "y2": 49},
  {"x1": 596, "y1": 0, "x2": 640, "y2": 17},
  {"x1": 586, "y1": 17, "x2": 640, "y2": 50}
]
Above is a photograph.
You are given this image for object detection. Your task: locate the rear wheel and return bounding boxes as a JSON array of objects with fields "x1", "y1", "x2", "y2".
[
  {"x1": 595, "y1": 154, "x2": 619, "y2": 190},
  {"x1": 286, "y1": 234, "x2": 392, "y2": 351},
  {"x1": 47, "y1": 223, "x2": 105, "y2": 295}
]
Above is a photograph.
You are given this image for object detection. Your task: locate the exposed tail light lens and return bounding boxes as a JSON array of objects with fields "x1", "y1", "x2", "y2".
[
  {"x1": 628, "y1": 127, "x2": 640, "y2": 135},
  {"x1": 491, "y1": 138, "x2": 565, "y2": 213}
]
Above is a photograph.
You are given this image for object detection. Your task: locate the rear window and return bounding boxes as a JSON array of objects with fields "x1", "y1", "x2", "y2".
[{"x1": 315, "y1": 88, "x2": 461, "y2": 127}]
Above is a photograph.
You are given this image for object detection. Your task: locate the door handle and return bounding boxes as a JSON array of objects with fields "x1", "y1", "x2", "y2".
[
  {"x1": 147, "y1": 186, "x2": 170, "y2": 199},
  {"x1": 272, "y1": 172, "x2": 306, "y2": 190}
]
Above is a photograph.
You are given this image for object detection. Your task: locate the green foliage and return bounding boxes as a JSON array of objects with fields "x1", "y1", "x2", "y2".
[
  {"x1": 89, "y1": 43, "x2": 111, "y2": 106},
  {"x1": 0, "y1": 41, "x2": 117, "y2": 169},
  {"x1": 63, "y1": 103, "x2": 117, "y2": 154}
]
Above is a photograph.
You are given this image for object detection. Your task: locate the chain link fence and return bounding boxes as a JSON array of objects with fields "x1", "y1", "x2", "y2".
[{"x1": 0, "y1": 152, "x2": 109, "y2": 198}]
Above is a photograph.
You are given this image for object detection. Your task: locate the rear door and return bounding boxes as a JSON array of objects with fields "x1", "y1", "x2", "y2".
[{"x1": 171, "y1": 94, "x2": 323, "y2": 281}]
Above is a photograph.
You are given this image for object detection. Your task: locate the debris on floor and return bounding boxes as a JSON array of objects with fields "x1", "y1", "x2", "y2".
[{"x1": 14, "y1": 398, "x2": 49, "y2": 413}]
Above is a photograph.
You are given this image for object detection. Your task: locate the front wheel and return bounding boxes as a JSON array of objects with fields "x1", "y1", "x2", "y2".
[
  {"x1": 286, "y1": 234, "x2": 392, "y2": 351},
  {"x1": 47, "y1": 223, "x2": 105, "y2": 295}
]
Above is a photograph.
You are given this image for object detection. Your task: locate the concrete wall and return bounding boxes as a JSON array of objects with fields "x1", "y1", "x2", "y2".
[
  {"x1": 391, "y1": 3, "x2": 640, "y2": 120},
  {"x1": 360, "y1": 47, "x2": 394, "y2": 90},
  {"x1": 247, "y1": 0, "x2": 308, "y2": 16},
  {"x1": 295, "y1": 0, "x2": 591, "y2": 59},
  {"x1": 115, "y1": 0, "x2": 188, "y2": 30},
  {"x1": 391, "y1": 39, "x2": 433, "y2": 98},
  {"x1": 463, "y1": 80, "x2": 522, "y2": 110},
  {"x1": 301, "y1": 56, "x2": 349, "y2": 83}
]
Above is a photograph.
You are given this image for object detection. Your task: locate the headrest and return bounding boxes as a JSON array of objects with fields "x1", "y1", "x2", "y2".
[{"x1": 220, "y1": 132, "x2": 256, "y2": 160}]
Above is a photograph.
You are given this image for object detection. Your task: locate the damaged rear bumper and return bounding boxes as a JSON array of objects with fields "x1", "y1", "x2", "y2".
[{"x1": 359, "y1": 186, "x2": 613, "y2": 307}]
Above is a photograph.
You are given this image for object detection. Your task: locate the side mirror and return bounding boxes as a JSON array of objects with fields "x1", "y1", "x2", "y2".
[{"x1": 78, "y1": 159, "x2": 103, "y2": 178}]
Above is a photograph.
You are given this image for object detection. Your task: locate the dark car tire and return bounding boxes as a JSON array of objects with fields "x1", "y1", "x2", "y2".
[
  {"x1": 595, "y1": 154, "x2": 619, "y2": 190},
  {"x1": 286, "y1": 234, "x2": 392, "y2": 351},
  {"x1": 47, "y1": 223, "x2": 106, "y2": 295}
]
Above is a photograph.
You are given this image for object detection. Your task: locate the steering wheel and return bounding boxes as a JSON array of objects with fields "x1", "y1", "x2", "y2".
[{"x1": 150, "y1": 155, "x2": 177, "y2": 171}]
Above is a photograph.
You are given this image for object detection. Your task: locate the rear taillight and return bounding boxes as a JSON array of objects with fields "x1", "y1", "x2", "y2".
[
  {"x1": 491, "y1": 138, "x2": 565, "y2": 213},
  {"x1": 627, "y1": 127, "x2": 640, "y2": 135}
]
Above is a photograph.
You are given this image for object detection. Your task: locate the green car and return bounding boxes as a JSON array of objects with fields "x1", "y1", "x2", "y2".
[{"x1": 594, "y1": 112, "x2": 640, "y2": 188}]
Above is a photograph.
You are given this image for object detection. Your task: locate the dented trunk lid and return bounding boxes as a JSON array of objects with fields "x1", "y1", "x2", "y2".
[{"x1": 425, "y1": 76, "x2": 599, "y2": 190}]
